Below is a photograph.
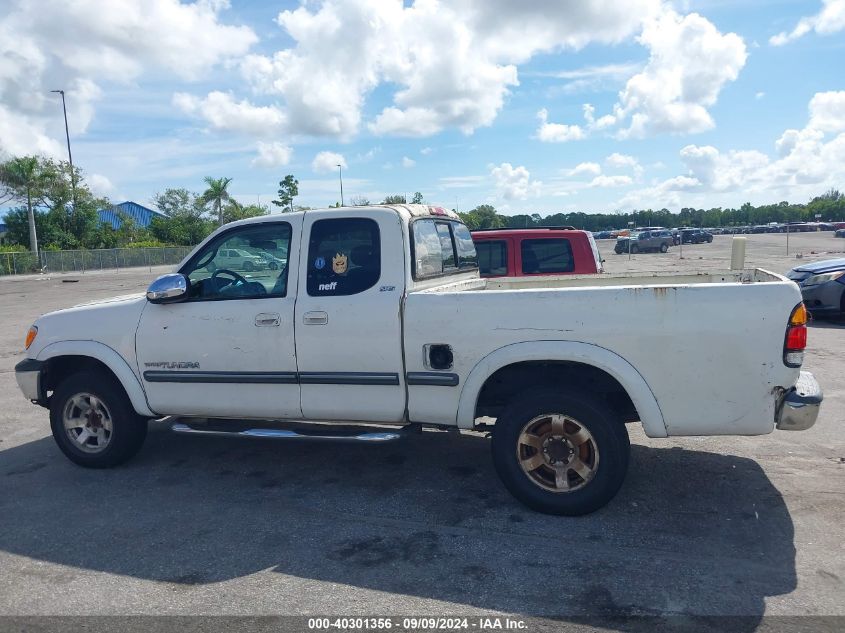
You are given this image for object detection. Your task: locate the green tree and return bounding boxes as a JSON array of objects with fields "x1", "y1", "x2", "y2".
[
  {"x1": 273, "y1": 175, "x2": 299, "y2": 212},
  {"x1": 460, "y1": 204, "x2": 503, "y2": 230},
  {"x1": 153, "y1": 188, "x2": 205, "y2": 218},
  {"x1": 222, "y1": 201, "x2": 269, "y2": 224},
  {"x1": 0, "y1": 156, "x2": 52, "y2": 255},
  {"x1": 382, "y1": 194, "x2": 406, "y2": 204},
  {"x1": 411, "y1": 191, "x2": 424, "y2": 204},
  {"x1": 199, "y1": 177, "x2": 233, "y2": 226}
]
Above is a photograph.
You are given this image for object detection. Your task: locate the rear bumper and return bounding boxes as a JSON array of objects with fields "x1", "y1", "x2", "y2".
[
  {"x1": 776, "y1": 371, "x2": 822, "y2": 431},
  {"x1": 15, "y1": 358, "x2": 47, "y2": 405}
]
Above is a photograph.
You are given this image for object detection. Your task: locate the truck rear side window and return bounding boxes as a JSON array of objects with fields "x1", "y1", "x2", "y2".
[
  {"x1": 412, "y1": 219, "x2": 477, "y2": 280},
  {"x1": 521, "y1": 238, "x2": 574, "y2": 274},
  {"x1": 476, "y1": 241, "x2": 508, "y2": 277},
  {"x1": 307, "y1": 218, "x2": 380, "y2": 296}
]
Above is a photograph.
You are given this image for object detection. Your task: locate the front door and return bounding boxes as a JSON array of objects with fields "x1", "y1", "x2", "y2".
[
  {"x1": 136, "y1": 219, "x2": 301, "y2": 419},
  {"x1": 294, "y1": 210, "x2": 406, "y2": 422}
]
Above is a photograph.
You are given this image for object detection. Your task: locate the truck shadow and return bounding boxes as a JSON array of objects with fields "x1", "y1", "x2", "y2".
[{"x1": 0, "y1": 424, "x2": 795, "y2": 627}]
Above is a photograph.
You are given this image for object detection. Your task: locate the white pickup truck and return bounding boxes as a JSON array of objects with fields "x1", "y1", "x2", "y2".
[{"x1": 15, "y1": 204, "x2": 822, "y2": 515}]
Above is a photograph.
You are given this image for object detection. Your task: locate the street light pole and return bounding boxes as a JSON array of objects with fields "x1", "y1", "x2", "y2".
[
  {"x1": 50, "y1": 90, "x2": 76, "y2": 207},
  {"x1": 337, "y1": 164, "x2": 344, "y2": 207}
]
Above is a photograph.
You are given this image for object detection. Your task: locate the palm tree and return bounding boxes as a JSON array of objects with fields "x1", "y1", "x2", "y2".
[
  {"x1": 200, "y1": 177, "x2": 233, "y2": 226},
  {"x1": 0, "y1": 156, "x2": 47, "y2": 256}
]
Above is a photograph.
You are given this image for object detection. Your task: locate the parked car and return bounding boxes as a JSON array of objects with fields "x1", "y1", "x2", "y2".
[
  {"x1": 787, "y1": 258, "x2": 845, "y2": 317},
  {"x1": 472, "y1": 227, "x2": 603, "y2": 277},
  {"x1": 835, "y1": 228, "x2": 845, "y2": 238},
  {"x1": 15, "y1": 204, "x2": 822, "y2": 516},
  {"x1": 614, "y1": 230, "x2": 673, "y2": 254},
  {"x1": 680, "y1": 229, "x2": 714, "y2": 244},
  {"x1": 206, "y1": 248, "x2": 265, "y2": 272}
]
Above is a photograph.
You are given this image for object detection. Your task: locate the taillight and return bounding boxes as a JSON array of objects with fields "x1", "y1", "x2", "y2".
[{"x1": 783, "y1": 303, "x2": 807, "y2": 367}]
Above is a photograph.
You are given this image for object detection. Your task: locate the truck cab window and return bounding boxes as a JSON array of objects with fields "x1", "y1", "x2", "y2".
[
  {"x1": 521, "y1": 238, "x2": 574, "y2": 274},
  {"x1": 181, "y1": 223, "x2": 292, "y2": 300},
  {"x1": 307, "y1": 218, "x2": 381, "y2": 296},
  {"x1": 476, "y1": 240, "x2": 508, "y2": 277}
]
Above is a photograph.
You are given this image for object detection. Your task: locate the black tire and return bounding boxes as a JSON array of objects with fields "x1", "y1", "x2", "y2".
[
  {"x1": 630, "y1": 244, "x2": 639, "y2": 254},
  {"x1": 660, "y1": 243, "x2": 669, "y2": 253},
  {"x1": 269, "y1": 261, "x2": 279, "y2": 270},
  {"x1": 243, "y1": 260, "x2": 254, "y2": 272},
  {"x1": 491, "y1": 388, "x2": 630, "y2": 516},
  {"x1": 614, "y1": 246, "x2": 623, "y2": 254},
  {"x1": 49, "y1": 370, "x2": 148, "y2": 468}
]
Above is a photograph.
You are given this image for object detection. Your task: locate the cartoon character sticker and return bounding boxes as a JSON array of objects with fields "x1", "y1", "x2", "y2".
[{"x1": 332, "y1": 252, "x2": 348, "y2": 275}]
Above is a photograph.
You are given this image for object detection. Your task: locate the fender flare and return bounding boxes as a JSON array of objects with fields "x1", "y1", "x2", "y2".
[
  {"x1": 456, "y1": 340, "x2": 667, "y2": 438},
  {"x1": 36, "y1": 340, "x2": 156, "y2": 418}
]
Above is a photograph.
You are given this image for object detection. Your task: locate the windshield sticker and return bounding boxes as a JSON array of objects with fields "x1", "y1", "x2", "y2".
[
  {"x1": 314, "y1": 256, "x2": 326, "y2": 270},
  {"x1": 332, "y1": 252, "x2": 348, "y2": 274},
  {"x1": 318, "y1": 281, "x2": 338, "y2": 291}
]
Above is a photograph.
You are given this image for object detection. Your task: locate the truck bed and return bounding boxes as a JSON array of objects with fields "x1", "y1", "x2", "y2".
[{"x1": 403, "y1": 267, "x2": 802, "y2": 437}]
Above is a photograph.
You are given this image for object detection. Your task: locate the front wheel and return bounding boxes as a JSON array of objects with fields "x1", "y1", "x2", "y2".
[
  {"x1": 630, "y1": 244, "x2": 639, "y2": 254},
  {"x1": 660, "y1": 243, "x2": 669, "y2": 253},
  {"x1": 243, "y1": 260, "x2": 254, "y2": 272},
  {"x1": 491, "y1": 388, "x2": 630, "y2": 515},
  {"x1": 49, "y1": 370, "x2": 148, "y2": 468}
]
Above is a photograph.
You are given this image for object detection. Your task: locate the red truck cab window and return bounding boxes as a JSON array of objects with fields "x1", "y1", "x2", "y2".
[{"x1": 472, "y1": 228, "x2": 601, "y2": 278}]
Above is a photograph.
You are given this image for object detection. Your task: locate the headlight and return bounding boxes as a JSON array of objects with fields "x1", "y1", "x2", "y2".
[
  {"x1": 802, "y1": 270, "x2": 845, "y2": 286},
  {"x1": 25, "y1": 325, "x2": 38, "y2": 350}
]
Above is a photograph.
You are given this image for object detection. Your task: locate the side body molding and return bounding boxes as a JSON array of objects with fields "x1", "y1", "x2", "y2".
[
  {"x1": 36, "y1": 340, "x2": 156, "y2": 417},
  {"x1": 456, "y1": 340, "x2": 668, "y2": 438}
]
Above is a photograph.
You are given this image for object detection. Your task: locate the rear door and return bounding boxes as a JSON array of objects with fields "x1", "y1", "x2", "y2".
[{"x1": 294, "y1": 210, "x2": 407, "y2": 422}]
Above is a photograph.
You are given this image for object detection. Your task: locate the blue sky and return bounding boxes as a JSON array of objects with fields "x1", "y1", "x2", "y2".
[{"x1": 1, "y1": 0, "x2": 844, "y2": 217}]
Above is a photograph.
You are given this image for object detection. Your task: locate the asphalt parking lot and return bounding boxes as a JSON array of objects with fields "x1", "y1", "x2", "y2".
[{"x1": 0, "y1": 232, "x2": 843, "y2": 627}]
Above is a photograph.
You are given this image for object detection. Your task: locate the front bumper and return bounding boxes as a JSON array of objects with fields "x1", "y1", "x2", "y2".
[
  {"x1": 776, "y1": 371, "x2": 823, "y2": 431},
  {"x1": 800, "y1": 281, "x2": 845, "y2": 314},
  {"x1": 15, "y1": 358, "x2": 47, "y2": 405}
]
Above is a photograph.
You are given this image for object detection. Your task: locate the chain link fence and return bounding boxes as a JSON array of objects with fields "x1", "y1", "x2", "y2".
[{"x1": 0, "y1": 246, "x2": 194, "y2": 277}]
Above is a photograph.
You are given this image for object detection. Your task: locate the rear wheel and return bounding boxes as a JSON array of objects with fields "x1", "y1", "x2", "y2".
[
  {"x1": 49, "y1": 370, "x2": 148, "y2": 468},
  {"x1": 243, "y1": 260, "x2": 254, "y2": 272},
  {"x1": 614, "y1": 245, "x2": 624, "y2": 254},
  {"x1": 491, "y1": 388, "x2": 630, "y2": 515}
]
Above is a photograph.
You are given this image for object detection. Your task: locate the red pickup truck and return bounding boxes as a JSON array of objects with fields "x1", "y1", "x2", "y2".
[{"x1": 471, "y1": 227, "x2": 604, "y2": 277}]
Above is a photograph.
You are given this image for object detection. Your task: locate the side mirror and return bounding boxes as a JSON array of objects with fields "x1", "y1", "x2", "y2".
[{"x1": 146, "y1": 273, "x2": 188, "y2": 304}]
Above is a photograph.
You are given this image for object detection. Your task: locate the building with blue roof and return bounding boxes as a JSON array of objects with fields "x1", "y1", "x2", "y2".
[{"x1": 98, "y1": 201, "x2": 164, "y2": 229}]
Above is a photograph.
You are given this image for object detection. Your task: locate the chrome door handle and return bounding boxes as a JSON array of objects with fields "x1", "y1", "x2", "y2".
[
  {"x1": 303, "y1": 311, "x2": 328, "y2": 325},
  {"x1": 255, "y1": 313, "x2": 281, "y2": 327}
]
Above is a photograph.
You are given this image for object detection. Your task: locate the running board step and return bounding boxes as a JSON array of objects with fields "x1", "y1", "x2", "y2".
[{"x1": 171, "y1": 422, "x2": 402, "y2": 442}]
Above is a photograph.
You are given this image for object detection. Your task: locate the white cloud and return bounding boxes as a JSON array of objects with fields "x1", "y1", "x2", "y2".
[
  {"x1": 420, "y1": 147, "x2": 433, "y2": 155},
  {"x1": 566, "y1": 162, "x2": 602, "y2": 178},
  {"x1": 755, "y1": 91, "x2": 766, "y2": 100},
  {"x1": 770, "y1": 0, "x2": 845, "y2": 46},
  {"x1": 605, "y1": 152, "x2": 641, "y2": 171},
  {"x1": 535, "y1": 108, "x2": 585, "y2": 143},
  {"x1": 183, "y1": 0, "x2": 659, "y2": 141},
  {"x1": 542, "y1": 8, "x2": 747, "y2": 141},
  {"x1": 438, "y1": 176, "x2": 485, "y2": 189},
  {"x1": 312, "y1": 151, "x2": 347, "y2": 174},
  {"x1": 0, "y1": 0, "x2": 255, "y2": 156},
  {"x1": 590, "y1": 174, "x2": 633, "y2": 188},
  {"x1": 807, "y1": 91, "x2": 845, "y2": 132},
  {"x1": 251, "y1": 142, "x2": 293, "y2": 168},
  {"x1": 174, "y1": 92, "x2": 287, "y2": 136},
  {"x1": 88, "y1": 173, "x2": 114, "y2": 196},
  {"x1": 490, "y1": 162, "x2": 542, "y2": 200},
  {"x1": 401, "y1": 156, "x2": 416, "y2": 168},
  {"x1": 617, "y1": 91, "x2": 845, "y2": 209}
]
